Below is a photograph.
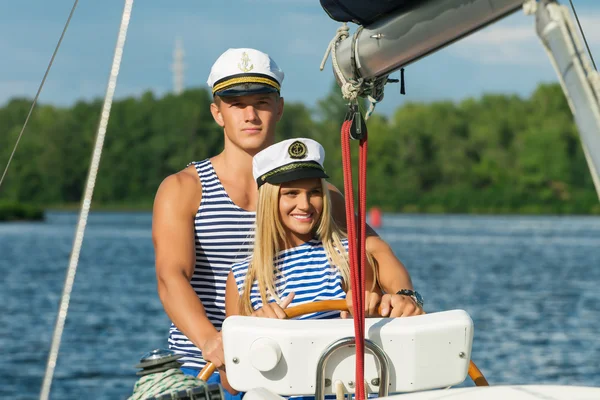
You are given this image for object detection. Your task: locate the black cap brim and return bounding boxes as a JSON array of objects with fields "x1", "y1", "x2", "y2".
[
  {"x1": 262, "y1": 166, "x2": 328, "y2": 187},
  {"x1": 215, "y1": 83, "x2": 279, "y2": 97}
]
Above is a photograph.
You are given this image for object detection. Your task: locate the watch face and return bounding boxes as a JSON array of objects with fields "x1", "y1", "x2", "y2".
[
  {"x1": 414, "y1": 291, "x2": 424, "y2": 305},
  {"x1": 398, "y1": 289, "x2": 423, "y2": 307}
]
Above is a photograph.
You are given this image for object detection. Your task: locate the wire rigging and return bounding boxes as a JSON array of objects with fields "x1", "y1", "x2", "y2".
[
  {"x1": 568, "y1": 0, "x2": 597, "y2": 71},
  {"x1": 39, "y1": 1, "x2": 135, "y2": 399},
  {"x1": 0, "y1": 0, "x2": 80, "y2": 191}
]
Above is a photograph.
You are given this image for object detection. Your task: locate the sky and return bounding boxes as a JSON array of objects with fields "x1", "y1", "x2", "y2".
[{"x1": 1, "y1": 0, "x2": 599, "y2": 116}]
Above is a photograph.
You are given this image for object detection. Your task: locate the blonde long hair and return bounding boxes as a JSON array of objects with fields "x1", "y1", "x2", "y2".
[{"x1": 239, "y1": 178, "x2": 376, "y2": 315}]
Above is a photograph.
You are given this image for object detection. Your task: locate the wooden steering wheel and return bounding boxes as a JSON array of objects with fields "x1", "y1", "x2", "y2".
[{"x1": 197, "y1": 299, "x2": 489, "y2": 387}]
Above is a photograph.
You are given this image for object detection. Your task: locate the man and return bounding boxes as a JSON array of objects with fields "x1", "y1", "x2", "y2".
[{"x1": 152, "y1": 48, "x2": 423, "y2": 394}]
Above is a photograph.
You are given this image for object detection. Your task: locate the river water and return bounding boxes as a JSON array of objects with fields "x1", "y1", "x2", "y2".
[{"x1": 1, "y1": 212, "x2": 599, "y2": 398}]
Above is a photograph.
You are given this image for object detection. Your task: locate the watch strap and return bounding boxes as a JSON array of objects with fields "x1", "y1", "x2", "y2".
[{"x1": 395, "y1": 289, "x2": 424, "y2": 308}]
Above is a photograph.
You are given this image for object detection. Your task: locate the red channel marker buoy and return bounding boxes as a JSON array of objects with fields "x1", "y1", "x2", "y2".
[{"x1": 368, "y1": 207, "x2": 382, "y2": 228}]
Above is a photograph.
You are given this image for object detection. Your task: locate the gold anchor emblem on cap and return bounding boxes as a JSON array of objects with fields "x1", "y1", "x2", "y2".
[
  {"x1": 238, "y1": 52, "x2": 254, "y2": 73},
  {"x1": 288, "y1": 141, "x2": 307, "y2": 159}
]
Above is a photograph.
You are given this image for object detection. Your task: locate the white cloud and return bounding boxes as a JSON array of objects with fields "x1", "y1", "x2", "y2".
[
  {"x1": 3, "y1": 1, "x2": 599, "y2": 110},
  {"x1": 451, "y1": 25, "x2": 544, "y2": 66},
  {"x1": 449, "y1": 11, "x2": 600, "y2": 67}
]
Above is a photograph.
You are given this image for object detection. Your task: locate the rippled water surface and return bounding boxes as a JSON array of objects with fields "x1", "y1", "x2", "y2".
[{"x1": 1, "y1": 212, "x2": 599, "y2": 398}]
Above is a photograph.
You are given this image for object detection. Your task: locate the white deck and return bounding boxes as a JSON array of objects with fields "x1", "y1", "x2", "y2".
[
  {"x1": 387, "y1": 385, "x2": 600, "y2": 399},
  {"x1": 224, "y1": 311, "x2": 600, "y2": 400},
  {"x1": 244, "y1": 385, "x2": 600, "y2": 400}
]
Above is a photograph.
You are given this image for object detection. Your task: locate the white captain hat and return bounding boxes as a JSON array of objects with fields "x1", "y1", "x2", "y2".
[
  {"x1": 207, "y1": 48, "x2": 284, "y2": 97},
  {"x1": 253, "y1": 138, "x2": 329, "y2": 188}
]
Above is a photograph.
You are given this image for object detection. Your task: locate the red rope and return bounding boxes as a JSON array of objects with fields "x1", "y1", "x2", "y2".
[{"x1": 341, "y1": 118, "x2": 368, "y2": 399}]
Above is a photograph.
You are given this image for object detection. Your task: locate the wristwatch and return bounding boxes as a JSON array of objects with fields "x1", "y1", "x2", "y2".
[{"x1": 396, "y1": 289, "x2": 424, "y2": 309}]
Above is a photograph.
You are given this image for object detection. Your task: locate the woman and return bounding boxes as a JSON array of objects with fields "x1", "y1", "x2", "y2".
[
  {"x1": 225, "y1": 137, "x2": 419, "y2": 320},
  {"x1": 219, "y1": 138, "x2": 423, "y2": 396}
]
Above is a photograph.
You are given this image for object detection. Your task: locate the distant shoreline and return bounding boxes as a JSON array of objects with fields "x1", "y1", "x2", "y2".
[
  {"x1": 3, "y1": 202, "x2": 598, "y2": 220},
  {"x1": 2, "y1": 83, "x2": 599, "y2": 218},
  {"x1": 43, "y1": 202, "x2": 600, "y2": 216},
  {"x1": 0, "y1": 203, "x2": 44, "y2": 222},
  {"x1": 46, "y1": 203, "x2": 153, "y2": 213}
]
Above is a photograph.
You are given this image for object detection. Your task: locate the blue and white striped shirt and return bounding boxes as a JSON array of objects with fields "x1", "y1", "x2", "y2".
[
  {"x1": 168, "y1": 159, "x2": 256, "y2": 369},
  {"x1": 232, "y1": 239, "x2": 348, "y2": 320}
]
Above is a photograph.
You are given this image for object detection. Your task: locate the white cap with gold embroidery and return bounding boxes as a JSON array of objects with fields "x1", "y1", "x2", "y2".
[
  {"x1": 207, "y1": 48, "x2": 284, "y2": 97},
  {"x1": 253, "y1": 138, "x2": 329, "y2": 188}
]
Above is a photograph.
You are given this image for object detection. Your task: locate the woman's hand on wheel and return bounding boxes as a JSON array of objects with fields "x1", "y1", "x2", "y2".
[{"x1": 251, "y1": 293, "x2": 295, "y2": 319}]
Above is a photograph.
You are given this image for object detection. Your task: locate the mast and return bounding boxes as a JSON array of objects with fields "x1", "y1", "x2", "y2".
[
  {"x1": 172, "y1": 37, "x2": 185, "y2": 95},
  {"x1": 39, "y1": 1, "x2": 135, "y2": 399},
  {"x1": 530, "y1": 0, "x2": 600, "y2": 200}
]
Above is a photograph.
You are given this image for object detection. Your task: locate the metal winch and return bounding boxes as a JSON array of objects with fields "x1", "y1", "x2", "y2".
[
  {"x1": 135, "y1": 348, "x2": 185, "y2": 376},
  {"x1": 132, "y1": 349, "x2": 224, "y2": 400}
]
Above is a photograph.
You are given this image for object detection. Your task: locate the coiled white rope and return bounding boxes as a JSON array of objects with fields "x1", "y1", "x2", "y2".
[
  {"x1": 39, "y1": 1, "x2": 135, "y2": 399},
  {"x1": 128, "y1": 369, "x2": 207, "y2": 400},
  {"x1": 320, "y1": 23, "x2": 387, "y2": 119},
  {"x1": 320, "y1": 23, "x2": 362, "y2": 103},
  {"x1": 365, "y1": 78, "x2": 387, "y2": 120}
]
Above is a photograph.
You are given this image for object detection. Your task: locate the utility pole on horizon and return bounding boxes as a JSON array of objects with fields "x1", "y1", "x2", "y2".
[{"x1": 172, "y1": 37, "x2": 185, "y2": 95}]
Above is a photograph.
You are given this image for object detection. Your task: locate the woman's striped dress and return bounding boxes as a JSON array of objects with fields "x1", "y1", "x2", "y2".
[
  {"x1": 232, "y1": 239, "x2": 347, "y2": 319},
  {"x1": 168, "y1": 159, "x2": 256, "y2": 369}
]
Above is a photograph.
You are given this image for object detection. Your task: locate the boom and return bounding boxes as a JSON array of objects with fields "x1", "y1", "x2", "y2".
[
  {"x1": 333, "y1": 0, "x2": 525, "y2": 81},
  {"x1": 331, "y1": 0, "x2": 600, "y2": 201}
]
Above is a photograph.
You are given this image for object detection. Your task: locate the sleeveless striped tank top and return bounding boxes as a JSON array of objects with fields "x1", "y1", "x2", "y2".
[
  {"x1": 232, "y1": 239, "x2": 347, "y2": 320},
  {"x1": 168, "y1": 159, "x2": 256, "y2": 369}
]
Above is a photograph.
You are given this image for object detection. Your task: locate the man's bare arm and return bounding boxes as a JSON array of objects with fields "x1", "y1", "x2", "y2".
[
  {"x1": 153, "y1": 168, "x2": 222, "y2": 364},
  {"x1": 366, "y1": 235, "x2": 414, "y2": 293}
]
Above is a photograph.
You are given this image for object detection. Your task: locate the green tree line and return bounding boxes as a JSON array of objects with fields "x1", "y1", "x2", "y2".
[{"x1": 0, "y1": 83, "x2": 598, "y2": 214}]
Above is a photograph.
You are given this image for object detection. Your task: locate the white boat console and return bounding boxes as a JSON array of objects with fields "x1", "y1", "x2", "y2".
[{"x1": 223, "y1": 310, "x2": 474, "y2": 397}]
